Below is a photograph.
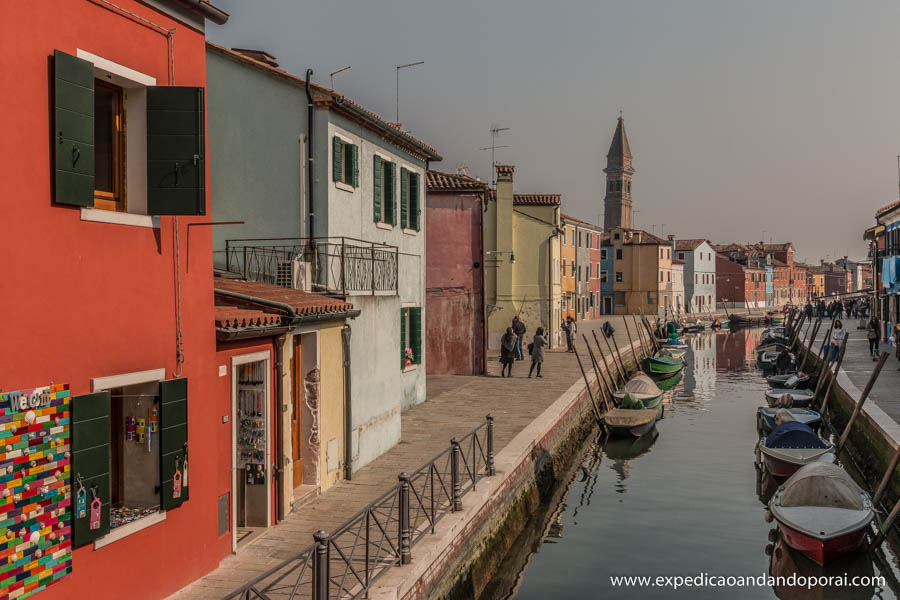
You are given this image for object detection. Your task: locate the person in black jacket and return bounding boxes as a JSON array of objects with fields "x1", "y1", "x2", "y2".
[
  {"x1": 500, "y1": 328, "x2": 516, "y2": 377},
  {"x1": 512, "y1": 316, "x2": 527, "y2": 361}
]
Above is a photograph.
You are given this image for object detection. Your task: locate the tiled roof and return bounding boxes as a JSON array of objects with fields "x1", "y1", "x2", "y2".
[
  {"x1": 496, "y1": 165, "x2": 515, "y2": 176},
  {"x1": 877, "y1": 200, "x2": 900, "y2": 218},
  {"x1": 629, "y1": 229, "x2": 668, "y2": 245},
  {"x1": 215, "y1": 279, "x2": 354, "y2": 318},
  {"x1": 215, "y1": 306, "x2": 283, "y2": 329},
  {"x1": 760, "y1": 242, "x2": 794, "y2": 253},
  {"x1": 674, "y1": 239, "x2": 708, "y2": 251},
  {"x1": 206, "y1": 42, "x2": 441, "y2": 161},
  {"x1": 513, "y1": 194, "x2": 561, "y2": 206},
  {"x1": 426, "y1": 170, "x2": 488, "y2": 192},
  {"x1": 560, "y1": 213, "x2": 600, "y2": 229}
]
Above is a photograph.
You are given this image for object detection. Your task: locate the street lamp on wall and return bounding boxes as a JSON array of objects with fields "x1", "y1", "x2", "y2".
[{"x1": 486, "y1": 250, "x2": 515, "y2": 264}]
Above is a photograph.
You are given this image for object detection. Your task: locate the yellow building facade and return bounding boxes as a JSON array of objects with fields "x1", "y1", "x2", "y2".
[
  {"x1": 606, "y1": 227, "x2": 672, "y2": 315},
  {"x1": 484, "y1": 165, "x2": 562, "y2": 348}
]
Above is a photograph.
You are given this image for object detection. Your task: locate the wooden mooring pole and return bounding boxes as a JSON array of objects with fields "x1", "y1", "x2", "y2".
[
  {"x1": 632, "y1": 315, "x2": 647, "y2": 358},
  {"x1": 837, "y1": 352, "x2": 890, "y2": 454},
  {"x1": 623, "y1": 317, "x2": 641, "y2": 371},
  {"x1": 573, "y1": 348, "x2": 603, "y2": 424},
  {"x1": 610, "y1": 330, "x2": 631, "y2": 377},
  {"x1": 818, "y1": 334, "x2": 848, "y2": 419},
  {"x1": 873, "y1": 444, "x2": 900, "y2": 507},
  {"x1": 594, "y1": 330, "x2": 626, "y2": 386},
  {"x1": 796, "y1": 319, "x2": 821, "y2": 374},
  {"x1": 583, "y1": 333, "x2": 613, "y2": 410}
]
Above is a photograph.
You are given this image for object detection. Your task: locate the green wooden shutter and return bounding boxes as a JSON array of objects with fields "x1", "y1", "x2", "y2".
[
  {"x1": 332, "y1": 137, "x2": 343, "y2": 182},
  {"x1": 373, "y1": 155, "x2": 382, "y2": 222},
  {"x1": 410, "y1": 173, "x2": 420, "y2": 231},
  {"x1": 400, "y1": 308, "x2": 407, "y2": 368},
  {"x1": 351, "y1": 144, "x2": 359, "y2": 187},
  {"x1": 147, "y1": 86, "x2": 206, "y2": 215},
  {"x1": 385, "y1": 162, "x2": 395, "y2": 225},
  {"x1": 400, "y1": 168, "x2": 409, "y2": 229},
  {"x1": 71, "y1": 391, "x2": 110, "y2": 547},
  {"x1": 54, "y1": 50, "x2": 95, "y2": 207},
  {"x1": 160, "y1": 377, "x2": 189, "y2": 510},
  {"x1": 410, "y1": 307, "x2": 423, "y2": 364}
]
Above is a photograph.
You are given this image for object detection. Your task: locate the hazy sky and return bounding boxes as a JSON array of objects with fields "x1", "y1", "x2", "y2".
[{"x1": 208, "y1": 0, "x2": 900, "y2": 263}]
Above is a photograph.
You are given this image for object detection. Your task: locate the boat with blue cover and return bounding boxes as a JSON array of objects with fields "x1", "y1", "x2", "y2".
[{"x1": 757, "y1": 421, "x2": 833, "y2": 477}]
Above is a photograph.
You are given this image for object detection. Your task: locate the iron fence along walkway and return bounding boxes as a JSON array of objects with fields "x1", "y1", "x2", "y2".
[{"x1": 223, "y1": 416, "x2": 495, "y2": 600}]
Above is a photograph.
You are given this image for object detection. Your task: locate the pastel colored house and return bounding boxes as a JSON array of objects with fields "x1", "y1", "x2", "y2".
[
  {"x1": 424, "y1": 171, "x2": 488, "y2": 375},
  {"x1": 674, "y1": 239, "x2": 717, "y2": 313},
  {"x1": 484, "y1": 165, "x2": 562, "y2": 348},
  {"x1": 205, "y1": 44, "x2": 441, "y2": 477},
  {"x1": 603, "y1": 228, "x2": 672, "y2": 315},
  {"x1": 0, "y1": 1, "x2": 239, "y2": 598}
]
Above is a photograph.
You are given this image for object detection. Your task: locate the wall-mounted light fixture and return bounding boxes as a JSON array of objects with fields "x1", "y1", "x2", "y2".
[{"x1": 486, "y1": 250, "x2": 515, "y2": 265}]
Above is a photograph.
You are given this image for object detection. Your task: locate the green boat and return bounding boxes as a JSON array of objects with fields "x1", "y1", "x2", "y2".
[
  {"x1": 612, "y1": 374, "x2": 664, "y2": 409},
  {"x1": 655, "y1": 370, "x2": 683, "y2": 391},
  {"x1": 641, "y1": 355, "x2": 685, "y2": 378}
]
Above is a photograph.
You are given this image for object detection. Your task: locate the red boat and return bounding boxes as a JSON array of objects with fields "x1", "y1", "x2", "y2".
[
  {"x1": 769, "y1": 463, "x2": 874, "y2": 565},
  {"x1": 758, "y1": 421, "x2": 834, "y2": 478}
]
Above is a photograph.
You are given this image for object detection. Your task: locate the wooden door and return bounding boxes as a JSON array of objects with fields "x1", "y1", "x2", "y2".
[{"x1": 291, "y1": 338, "x2": 303, "y2": 486}]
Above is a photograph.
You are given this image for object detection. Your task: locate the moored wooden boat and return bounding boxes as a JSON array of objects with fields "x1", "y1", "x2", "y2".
[
  {"x1": 766, "y1": 372, "x2": 811, "y2": 390},
  {"x1": 602, "y1": 405, "x2": 662, "y2": 438},
  {"x1": 641, "y1": 355, "x2": 685, "y2": 377},
  {"x1": 769, "y1": 463, "x2": 874, "y2": 565},
  {"x1": 660, "y1": 347, "x2": 686, "y2": 361},
  {"x1": 662, "y1": 338, "x2": 688, "y2": 350},
  {"x1": 730, "y1": 314, "x2": 770, "y2": 327},
  {"x1": 758, "y1": 422, "x2": 834, "y2": 478},
  {"x1": 757, "y1": 407, "x2": 821, "y2": 433},
  {"x1": 682, "y1": 324, "x2": 704, "y2": 333},
  {"x1": 765, "y1": 388, "x2": 816, "y2": 408},
  {"x1": 613, "y1": 374, "x2": 664, "y2": 409}
]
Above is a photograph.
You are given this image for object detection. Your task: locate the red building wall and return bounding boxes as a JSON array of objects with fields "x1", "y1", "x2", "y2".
[
  {"x1": 715, "y1": 255, "x2": 745, "y2": 304},
  {"x1": 1, "y1": 2, "x2": 228, "y2": 598},
  {"x1": 425, "y1": 191, "x2": 485, "y2": 375}
]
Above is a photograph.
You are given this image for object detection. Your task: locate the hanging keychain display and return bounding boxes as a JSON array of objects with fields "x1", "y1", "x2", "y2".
[
  {"x1": 172, "y1": 456, "x2": 182, "y2": 499},
  {"x1": 75, "y1": 475, "x2": 87, "y2": 519},
  {"x1": 89, "y1": 486, "x2": 101, "y2": 530},
  {"x1": 181, "y1": 443, "x2": 188, "y2": 489}
]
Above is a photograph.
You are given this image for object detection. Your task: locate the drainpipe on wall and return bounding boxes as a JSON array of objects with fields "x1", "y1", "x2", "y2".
[
  {"x1": 274, "y1": 334, "x2": 286, "y2": 522},
  {"x1": 480, "y1": 187, "x2": 488, "y2": 375},
  {"x1": 548, "y1": 228, "x2": 560, "y2": 349},
  {"x1": 341, "y1": 325, "x2": 353, "y2": 481},
  {"x1": 305, "y1": 70, "x2": 316, "y2": 248}
]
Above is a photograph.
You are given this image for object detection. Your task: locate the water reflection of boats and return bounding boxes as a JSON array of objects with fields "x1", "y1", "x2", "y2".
[
  {"x1": 767, "y1": 529, "x2": 874, "y2": 599},
  {"x1": 756, "y1": 463, "x2": 780, "y2": 505},
  {"x1": 655, "y1": 370, "x2": 682, "y2": 392},
  {"x1": 603, "y1": 428, "x2": 659, "y2": 461}
]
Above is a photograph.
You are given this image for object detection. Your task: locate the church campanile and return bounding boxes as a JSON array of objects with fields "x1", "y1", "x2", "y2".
[{"x1": 603, "y1": 116, "x2": 634, "y2": 230}]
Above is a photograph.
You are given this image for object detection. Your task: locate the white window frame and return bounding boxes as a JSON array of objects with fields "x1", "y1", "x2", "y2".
[{"x1": 76, "y1": 49, "x2": 158, "y2": 229}]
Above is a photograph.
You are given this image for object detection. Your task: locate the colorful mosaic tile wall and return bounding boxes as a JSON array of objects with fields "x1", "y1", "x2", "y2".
[{"x1": 0, "y1": 385, "x2": 72, "y2": 599}]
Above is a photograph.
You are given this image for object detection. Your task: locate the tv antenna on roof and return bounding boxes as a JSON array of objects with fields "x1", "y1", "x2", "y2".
[{"x1": 478, "y1": 124, "x2": 510, "y2": 184}]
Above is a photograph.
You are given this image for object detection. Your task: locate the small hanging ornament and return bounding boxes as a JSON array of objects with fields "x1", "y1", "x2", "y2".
[
  {"x1": 182, "y1": 446, "x2": 188, "y2": 488},
  {"x1": 89, "y1": 486, "x2": 101, "y2": 530},
  {"x1": 172, "y1": 456, "x2": 182, "y2": 499},
  {"x1": 76, "y1": 477, "x2": 87, "y2": 519}
]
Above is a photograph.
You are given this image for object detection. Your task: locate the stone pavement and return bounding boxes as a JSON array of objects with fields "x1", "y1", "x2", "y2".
[
  {"x1": 170, "y1": 316, "x2": 650, "y2": 599},
  {"x1": 802, "y1": 317, "x2": 900, "y2": 423}
]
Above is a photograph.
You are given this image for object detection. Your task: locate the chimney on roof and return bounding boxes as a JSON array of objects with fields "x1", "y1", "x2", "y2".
[
  {"x1": 496, "y1": 164, "x2": 515, "y2": 183},
  {"x1": 231, "y1": 48, "x2": 279, "y2": 68}
]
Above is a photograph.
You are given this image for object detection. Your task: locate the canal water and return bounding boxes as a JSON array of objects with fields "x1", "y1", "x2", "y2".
[{"x1": 485, "y1": 328, "x2": 900, "y2": 600}]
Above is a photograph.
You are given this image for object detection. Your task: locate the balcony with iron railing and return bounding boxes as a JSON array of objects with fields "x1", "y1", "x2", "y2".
[{"x1": 223, "y1": 237, "x2": 399, "y2": 297}]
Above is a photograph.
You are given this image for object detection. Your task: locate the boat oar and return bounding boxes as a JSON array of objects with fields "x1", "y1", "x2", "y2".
[
  {"x1": 573, "y1": 347, "x2": 603, "y2": 424},
  {"x1": 837, "y1": 351, "x2": 889, "y2": 454},
  {"x1": 583, "y1": 333, "x2": 614, "y2": 410},
  {"x1": 594, "y1": 330, "x2": 626, "y2": 385},
  {"x1": 623, "y1": 317, "x2": 641, "y2": 372},
  {"x1": 818, "y1": 334, "x2": 848, "y2": 420}
]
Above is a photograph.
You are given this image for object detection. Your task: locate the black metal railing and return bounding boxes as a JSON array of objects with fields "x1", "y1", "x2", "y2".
[
  {"x1": 224, "y1": 416, "x2": 495, "y2": 600},
  {"x1": 224, "y1": 237, "x2": 399, "y2": 296}
]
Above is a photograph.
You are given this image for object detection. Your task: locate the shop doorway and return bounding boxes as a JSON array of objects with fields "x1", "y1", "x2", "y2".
[
  {"x1": 231, "y1": 352, "x2": 271, "y2": 551},
  {"x1": 604, "y1": 297, "x2": 612, "y2": 314}
]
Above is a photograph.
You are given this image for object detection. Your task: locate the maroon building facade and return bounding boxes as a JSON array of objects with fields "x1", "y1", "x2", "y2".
[{"x1": 424, "y1": 171, "x2": 488, "y2": 375}]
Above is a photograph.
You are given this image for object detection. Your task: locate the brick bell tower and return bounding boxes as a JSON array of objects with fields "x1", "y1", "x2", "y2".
[{"x1": 603, "y1": 116, "x2": 635, "y2": 230}]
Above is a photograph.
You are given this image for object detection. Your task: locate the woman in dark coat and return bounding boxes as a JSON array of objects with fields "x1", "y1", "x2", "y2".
[
  {"x1": 528, "y1": 327, "x2": 547, "y2": 378},
  {"x1": 500, "y1": 328, "x2": 516, "y2": 377}
]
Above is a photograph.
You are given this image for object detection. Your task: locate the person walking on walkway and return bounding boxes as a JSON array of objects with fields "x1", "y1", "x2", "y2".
[
  {"x1": 867, "y1": 316, "x2": 880, "y2": 359},
  {"x1": 566, "y1": 316, "x2": 577, "y2": 352},
  {"x1": 528, "y1": 327, "x2": 547, "y2": 378},
  {"x1": 512, "y1": 316, "x2": 527, "y2": 361},
  {"x1": 830, "y1": 320, "x2": 846, "y2": 361},
  {"x1": 894, "y1": 325, "x2": 900, "y2": 371},
  {"x1": 500, "y1": 328, "x2": 516, "y2": 377}
]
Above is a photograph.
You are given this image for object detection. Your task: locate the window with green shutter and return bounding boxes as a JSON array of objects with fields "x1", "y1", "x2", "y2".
[
  {"x1": 373, "y1": 155, "x2": 382, "y2": 222},
  {"x1": 333, "y1": 136, "x2": 343, "y2": 182},
  {"x1": 350, "y1": 144, "x2": 359, "y2": 187},
  {"x1": 385, "y1": 161, "x2": 396, "y2": 225},
  {"x1": 400, "y1": 308, "x2": 407, "y2": 368},
  {"x1": 54, "y1": 50, "x2": 95, "y2": 207},
  {"x1": 409, "y1": 172, "x2": 420, "y2": 231},
  {"x1": 72, "y1": 391, "x2": 111, "y2": 547},
  {"x1": 146, "y1": 86, "x2": 205, "y2": 215},
  {"x1": 410, "y1": 307, "x2": 422, "y2": 364},
  {"x1": 400, "y1": 167, "x2": 409, "y2": 228},
  {"x1": 160, "y1": 377, "x2": 189, "y2": 510}
]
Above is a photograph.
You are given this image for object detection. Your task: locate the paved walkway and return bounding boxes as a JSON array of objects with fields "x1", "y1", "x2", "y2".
[
  {"x1": 171, "y1": 317, "x2": 654, "y2": 599},
  {"x1": 801, "y1": 317, "x2": 900, "y2": 423}
]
